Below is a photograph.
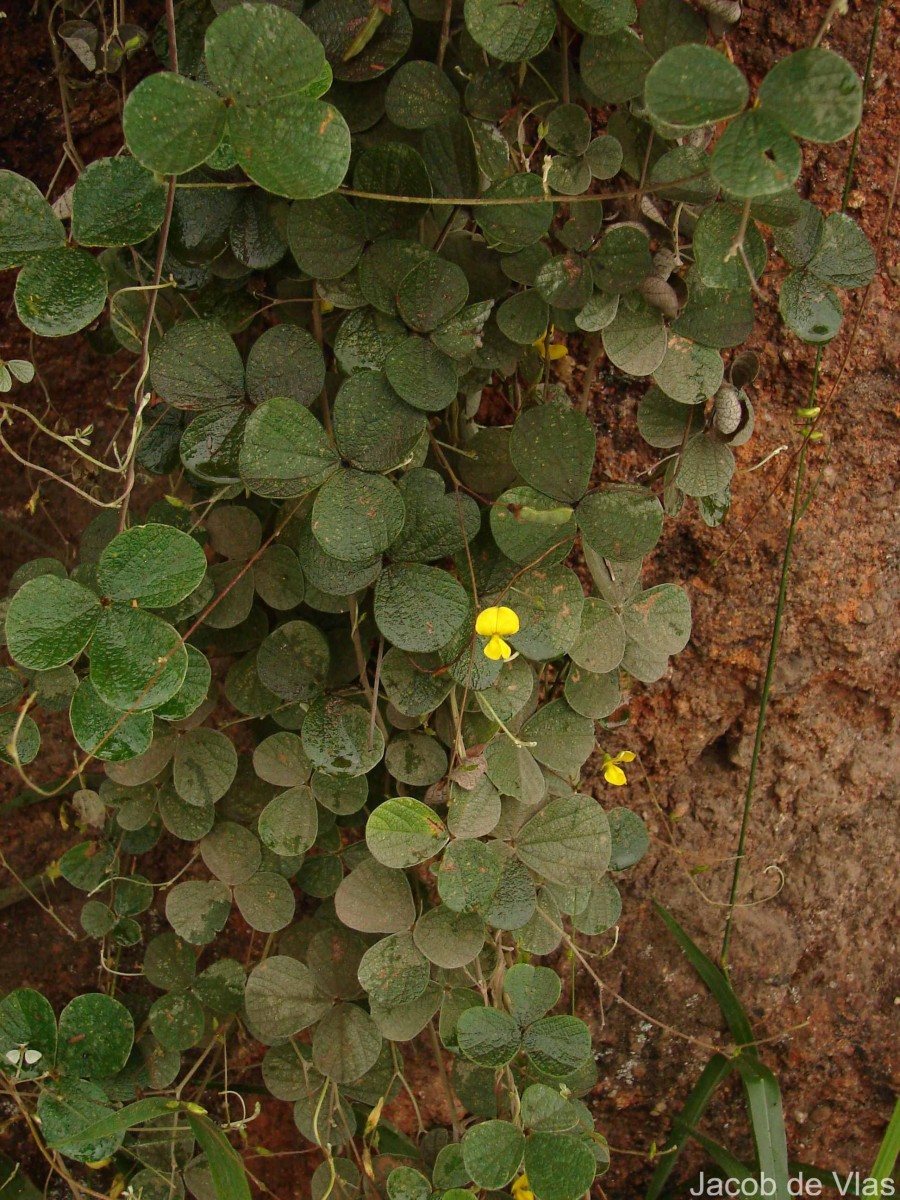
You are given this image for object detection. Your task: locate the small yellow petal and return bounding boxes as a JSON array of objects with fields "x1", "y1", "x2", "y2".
[
  {"x1": 476, "y1": 606, "x2": 501, "y2": 636},
  {"x1": 483, "y1": 634, "x2": 511, "y2": 660},
  {"x1": 603, "y1": 762, "x2": 627, "y2": 786},
  {"x1": 546, "y1": 342, "x2": 568, "y2": 360},
  {"x1": 493, "y1": 605, "x2": 520, "y2": 635},
  {"x1": 616, "y1": 750, "x2": 636, "y2": 763},
  {"x1": 512, "y1": 1176, "x2": 536, "y2": 1200}
]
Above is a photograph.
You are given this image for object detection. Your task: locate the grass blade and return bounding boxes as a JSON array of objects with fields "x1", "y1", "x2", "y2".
[
  {"x1": 871, "y1": 1098, "x2": 900, "y2": 1197},
  {"x1": 653, "y1": 902, "x2": 756, "y2": 1053},
  {"x1": 43, "y1": 1097, "x2": 190, "y2": 1150},
  {"x1": 645, "y1": 1053, "x2": 734, "y2": 1200},
  {"x1": 734, "y1": 1057, "x2": 790, "y2": 1200},
  {"x1": 689, "y1": 1129, "x2": 756, "y2": 1182},
  {"x1": 187, "y1": 1112, "x2": 252, "y2": 1200}
]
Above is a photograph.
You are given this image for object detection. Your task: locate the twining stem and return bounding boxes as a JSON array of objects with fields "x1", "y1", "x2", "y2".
[{"x1": 719, "y1": 350, "x2": 819, "y2": 968}]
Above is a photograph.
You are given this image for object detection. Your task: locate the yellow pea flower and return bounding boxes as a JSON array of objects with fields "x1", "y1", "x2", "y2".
[
  {"x1": 532, "y1": 326, "x2": 568, "y2": 361},
  {"x1": 512, "y1": 1174, "x2": 536, "y2": 1200},
  {"x1": 475, "y1": 605, "x2": 520, "y2": 661},
  {"x1": 601, "y1": 749, "x2": 636, "y2": 786}
]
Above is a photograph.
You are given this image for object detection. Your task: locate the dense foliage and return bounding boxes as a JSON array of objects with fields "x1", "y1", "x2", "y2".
[{"x1": 0, "y1": 0, "x2": 873, "y2": 1196}]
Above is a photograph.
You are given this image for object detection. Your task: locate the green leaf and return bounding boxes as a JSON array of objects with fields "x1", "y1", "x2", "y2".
[
  {"x1": 592, "y1": 224, "x2": 652, "y2": 294},
  {"x1": 335, "y1": 853, "x2": 416, "y2": 934},
  {"x1": 5, "y1": 575, "x2": 100, "y2": 670},
  {"x1": 90, "y1": 605, "x2": 187, "y2": 711},
  {"x1": 422, "y1": 114, "x2": 480, "y2": 199},
  {"x1": 0, "y1": 170, "x2": 65, "y2": 269},
  {"x1": 523, "y1": 1015, "x2": 591, "y2": 1077},
  {"x1": 246, "y1": 324, "x2": 325, "y2": 407},
  {"x1": 143, "y1": 930, "x2": 196, "y2": 990},
  {"x1": 520, "y1": 1083, "x2": 581, "y2": 1133},
  {"x1": 385, "y1": 730, "x2": 448, "y2": 786},
  {"x1": 773, "y1": 201, "x2": 824, "y2": 268},
  {"x1": 644, "y1": 44, "x2": 748, "y2": 130},
  {"x1": 577, "y1": 485, "x2": 662, "y2": 560},
  {"x1": 490, "y1": 486, "x2": 576, "y2": 567},
  {"x1": 653, "y1": 335, "x2": 724, "y2": 405},
  {"x1": 437, "y1": 839, "x2": 501, "y2": 912},
  {"x1": 693, "y1": 205, "x2": 767, "y2": 290},
  {"x1": 397, "y1": 254, "x2": 469, "y2": 332},
  {"x1": 15, "y1": 248, "x2": 107, "y2": 337},
  {"x1": 149, "y1": 991, "x2": 204, "y2": 1051},
  {"x1": 234, "y1": 869, "x2": 296, "y2": 932},
  {"x1": 676, "y1": 432, "x2": 735, "y2": 497},
  {"x1": 200, "y1": 819, "x2": 261, "y2": 885},
  {"x1": 353, "y1": 142, "x2": 432, "y2": 240},
  {"x1": 569, "y1": 596, "x2": 625, "y2": 675},
  {"x1": 124, "y1": 73, "x2": 226, "y2": 175},
  {"x1": 173, "y1": 727, "x2": 238, "y2": 806},
  {"x1": 710, "y1": 109, "x2": 801, "y2": 199},
  {"x1": 71, "y1": 156, "x2": 167, "y2": 248},
  {"x1": 180, "y1": 406, "x2": 246, "y2": 484},
  {"x1": 358, "y1": 931, "x2": 429, "y2": 1006},
  {"x1": 312, "y1": 468, "x2": 405, "y2": 561},
  {"x1": 622, "y1": 583, "x2": 691, "y2": 658},
  {"x1": 503, "y1": 963, "x2": 561, "y2": 1027},
  {"x1": 333, "y1": 370, "x2": 425, "y2": 472},
  {"x1": 151, "y1": 319, "x2": 244, "y2": 411},
  {"x1": 581, "y1": 28, "x2": 653, "y2": 104},
  {"x1": 306, "y1": 0, "x2": 413, "y2": 84},
  {"x1": 385, "y1": 59, "x2": 460, "y2": 130},
  {"x1": 384, "y1": 335, "x2": 459, "y2": 412},
  {"x1": 259, "y1": 786, "x2": 318, "y2": 857},
  {"x1": 584, "y1": 134, "x2": 624, "y2": 181},
  {"x1": 69, "y1": 679, "x2": 153, "y2": 762},
  {"x1": 477, "y1": 173, "x2": 554, "y2": 252},
  {"x1": 457, "y1": 1006, "x2": 520, "y2": 1067},
  {"x1": 257, "y1": 620, "x2": 330, "y2": 701},
  {"x1": 497, "y1": 289, "x2": 550, "y2": 345},
  {"x1": 524, "y1": 1131, "x2": 596, "y2": 1200},
  {"x1": 520, "y1": 698, "x2": 595, "y2": 774},
  {"x1": 302, "y1": 695, "x2": 385, "y2": 777},
  {"x1": 758, "y1": 48, "x2": 862, "y2": 144},
  {"x1": 415, "y1": 908, "x2": 485, "y2": 971},
  {"x1": 312, "y1": 1002, "x2": 382, "y2": 1083},
  {"x1": 462, "y1": 1120, "x2": 525, "y2": 1189},
  {"x1": 387, "y1": 1166, "x2": 432, "y2": 1200},
  {"x1": 671, "y1": 270, "x2": 755, "y2": 349},
  {"x1": 779, "y1": 269, "x2": 843, "y2": 344},
  {"x1": 165, "y1": 879, "x2": 232, "y2": 945},
  {"x1": 639, "y1": 0, "x2": 706, "y2": 58},
  {"x1": 187, "y1": 1113, "x2": 252, "y2": 1200},
  {"x1": 205, "y1": 3, "x2": 326, "y2": 101},
  {"x1": 244, "y1": 956, "x2": 331, "y2": 1042},
  {"x1": 253, "y1": 545, "x2": 305, "y2": 611},
  {"x1": 607, "y1": 806, "x2": 649, "y2": 869},
  {"x1": 240, "y1": 397, "x2": 339, "y2": 497},
  {"x1": 565, "y1": 665, "x2": 621, "y2": 720},
  {"x1": 807, "y1": 212, "x2": 876, "y2": 289},
  {"x1": 287, "y1": 194, "x2": 365, "y2": 278},
  {"x1": 253, "y1": 731, "x2": 311, "y2": 788},
  {"x1": 391, "y1": 469, "x2": 480, "y2": 562},
  {"x1": 602, "y1": 294, "x2": 667, "y2": 375},
  {"x1": 0, "y1": 989, "x2": 57, "y2": 1070},
  {"x1": 464, "y1": 0, "x2": 555, "y2": 62},
  {"x1": 57, "y1": 993, "x2": 133, "y2": 1078},
  {"x1": 509, "y1": 403, "x2": 595, "y2": 504},
  {"x1": 228, "y1": 97, "x2": 351, "y2": 200},
  {"x1": 366, "y1": 796, "x2": 448, "y2": 868},
  {"x1": 507, "y1": 563, "x2": 584, "y2": 661},
  {"x1": 517, "y1": 793, "x2": 611, "y2": 888},
  {"x1": 573, "y1": 876, "x2": 622, "y2": 933},
  {"x1": 37, "y1": 1079, "x2": 121, "y2": 1163},
  {"x1": 484, "y1": 735, "x2": 545, "y2": 807},
  {"x1": 98, "y1": 524, "x2": 206, "y2": 607},
  {"x1": 374, "y1": 564, "x2": 471, "y2": 654}
]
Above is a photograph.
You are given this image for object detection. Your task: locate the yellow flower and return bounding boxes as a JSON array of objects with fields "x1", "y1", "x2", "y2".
[
  {"x1": 512, "y1": 1175, "x2": 536, "y2": 1200},
  {"x1": 601, "y1": 749, "x2": 636, "y2": 786},
  {"x1": 476, "y1": 605, "x2": 520, "y2": 661},
  {"x1": 532, "y1": 326, "x2": 568, "y2": 361}
]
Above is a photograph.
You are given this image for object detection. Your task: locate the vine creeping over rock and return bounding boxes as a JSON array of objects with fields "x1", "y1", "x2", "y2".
[{"x1": 0, "y1": 0, "x2": 873, "y2": 1196}]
